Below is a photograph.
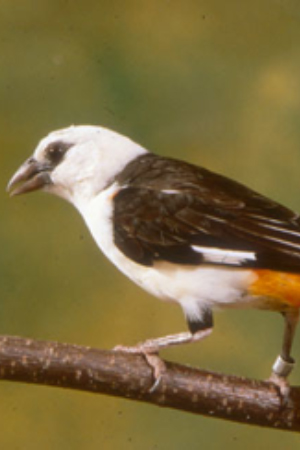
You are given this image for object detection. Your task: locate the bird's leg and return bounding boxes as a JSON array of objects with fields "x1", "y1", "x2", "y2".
[
  {"x1": 270, "y1": 309, "x2": 299, "y2": 398},
  {"x1": 114, "y1": 328, "x2": 212, "y2": 354},
  {"x1": 114, "y1": 328, "x2": 212, "y2": 391}
]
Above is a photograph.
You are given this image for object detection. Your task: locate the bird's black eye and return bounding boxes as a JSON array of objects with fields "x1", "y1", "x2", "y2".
[{"x1": 45, "y1": 141, "x2": 72, "y2": 166}]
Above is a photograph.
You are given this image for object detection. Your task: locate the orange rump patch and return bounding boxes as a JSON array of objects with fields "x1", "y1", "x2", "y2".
[{"x1": 251, "y1": 270, "x2": 300, "y2": 308}]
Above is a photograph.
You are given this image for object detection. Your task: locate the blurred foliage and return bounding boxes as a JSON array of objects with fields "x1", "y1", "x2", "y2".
[{"x1": 1, "y1": 0, "x2": 300, "y2": 448}]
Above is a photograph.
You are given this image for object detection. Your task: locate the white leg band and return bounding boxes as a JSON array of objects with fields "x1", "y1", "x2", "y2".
[{"x1": 272, "y1": 355, "x2": 295, "y2": 378}]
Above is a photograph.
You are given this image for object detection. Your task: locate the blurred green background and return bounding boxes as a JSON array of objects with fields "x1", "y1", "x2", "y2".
[{"x1": 1, "y1": 0, "x2": 300, "y2": 448}]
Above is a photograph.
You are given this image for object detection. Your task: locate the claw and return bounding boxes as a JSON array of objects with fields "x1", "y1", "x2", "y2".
[
  {"x1": 268, "y1": 372, "x2": 292, "y2": 406},
  {"x1": 113, "y1": 344, "x2": 166, "y2": 392}
]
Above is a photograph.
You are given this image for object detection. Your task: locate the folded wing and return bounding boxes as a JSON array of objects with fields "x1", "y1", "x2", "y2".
[{"x1": 113, "y1": 154, "x2": 300, "y2": 272}]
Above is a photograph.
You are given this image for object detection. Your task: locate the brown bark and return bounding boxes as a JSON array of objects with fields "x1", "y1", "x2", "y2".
[{"x1": 0, "y1": 335, "x2": 299, "y2": 432}]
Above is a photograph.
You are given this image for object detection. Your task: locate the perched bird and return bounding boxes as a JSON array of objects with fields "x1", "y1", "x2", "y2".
[{"x1": 7, "y1": 125, "x2": 300, "y2": 389}]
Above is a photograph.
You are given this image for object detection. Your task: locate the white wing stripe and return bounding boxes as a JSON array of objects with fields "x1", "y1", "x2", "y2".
[{"x1": 191, "y1": 245, "x2": 256, "y2": 265}]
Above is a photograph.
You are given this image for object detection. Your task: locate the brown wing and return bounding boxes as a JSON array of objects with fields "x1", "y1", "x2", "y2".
[{"x1": 113, "y1": 154, "x2": 300, "y2": 272}]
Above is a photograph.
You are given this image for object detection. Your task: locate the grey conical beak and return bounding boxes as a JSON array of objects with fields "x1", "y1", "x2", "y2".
[{"x1": 7, "y1": 158, "x2": 52, "y2": 196}]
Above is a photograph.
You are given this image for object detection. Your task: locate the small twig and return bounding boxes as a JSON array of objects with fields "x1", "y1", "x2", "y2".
[{"x1": 0, "y1": 335, "x2": 299, "y2": 431}]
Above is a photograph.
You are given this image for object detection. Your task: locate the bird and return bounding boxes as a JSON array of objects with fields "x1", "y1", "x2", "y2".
[{"x1": 7, "y1": 125, "x2": 300, "y2": 391}]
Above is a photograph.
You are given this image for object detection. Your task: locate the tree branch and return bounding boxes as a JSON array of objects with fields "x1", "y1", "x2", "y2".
[{"x1": 0, "y1": 335, "x2": 299, "y2": 431}]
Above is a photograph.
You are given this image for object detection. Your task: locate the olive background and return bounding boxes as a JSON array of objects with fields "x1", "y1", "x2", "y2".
[{"x1": 1, "y1": 0, "x2": 300, "y2": 448}]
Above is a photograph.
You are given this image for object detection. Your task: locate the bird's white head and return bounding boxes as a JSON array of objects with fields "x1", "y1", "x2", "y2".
[{"x1": 7, "y1": 125, "x2": 147, "y2": 208}]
